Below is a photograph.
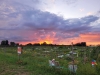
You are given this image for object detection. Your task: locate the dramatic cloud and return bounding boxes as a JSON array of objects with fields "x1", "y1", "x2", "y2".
[{"x1": 0, "y1": 0, "x2": 100, "y2": 45}]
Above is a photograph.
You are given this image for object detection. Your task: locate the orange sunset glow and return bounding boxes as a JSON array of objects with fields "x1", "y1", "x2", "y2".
[
  {"x1": 1, "y1": 1, "x2": 100, "y2": 75},
  {"x1": 39, "y1": 40, "x2": 52, "y2": 44},
  {"x1": 0, "y1": 0, "x2": 100, "y2": 46},
  {"x1": 19, "y1": 32, "x2": 100, "y2": 46}
]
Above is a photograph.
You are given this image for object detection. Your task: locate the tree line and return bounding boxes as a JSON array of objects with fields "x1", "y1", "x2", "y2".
[{"x1": 0, "y1": 40, "x2": 87, "y2": 46}]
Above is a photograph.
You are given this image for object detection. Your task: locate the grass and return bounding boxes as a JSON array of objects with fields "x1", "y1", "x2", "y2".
[{"x1": 0, "y1": 46, "x2": 100, "y2": 75}]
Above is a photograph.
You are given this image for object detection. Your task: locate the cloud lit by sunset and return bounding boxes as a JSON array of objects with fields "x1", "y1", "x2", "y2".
[{"x1": 0, "y1": 0, "x2": 100, "y2": 46}]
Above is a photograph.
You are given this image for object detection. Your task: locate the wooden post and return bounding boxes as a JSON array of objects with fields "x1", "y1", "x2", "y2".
[
  {"x1": 71, "y1": 42, "x2": 75, "y2": 75},
  {"x1": 17, "y1": 46, "x2": 22, "y2": 61},
  {"x1": 18, "y1": 54, "x2": 20, "y2": 61}
]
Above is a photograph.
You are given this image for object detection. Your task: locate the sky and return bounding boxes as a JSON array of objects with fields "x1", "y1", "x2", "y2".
[{"x1": 0, "y1": 0, "x2": 100, "y2": 45}]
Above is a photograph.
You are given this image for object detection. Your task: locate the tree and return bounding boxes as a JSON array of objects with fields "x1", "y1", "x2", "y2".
[
  {"x1": 26, "y1": 43, "x2": 32, "y2": 46},
  {"x1": 33, "y1": 43, "x2": 40, "y2": 46},
  {"x1": 10, "y1": 42, "x2": 16, "y2": 46},
  {"x1": 41, "y1": 42, "x2": 47, "y2": 46},
  {"x1": 74, "y1": 42, "x2": 86, "y2": 46},
  {"x1": 81, "y1": 42, "x2": 86, "y2": 46},
  {"x1": 1, "y1": 40, "x2": 9, "y2": 46}
]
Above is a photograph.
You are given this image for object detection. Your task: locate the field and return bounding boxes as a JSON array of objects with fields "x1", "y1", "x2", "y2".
[{"x1": 0, "y1": 46, "x2": 100, "y2": 75}]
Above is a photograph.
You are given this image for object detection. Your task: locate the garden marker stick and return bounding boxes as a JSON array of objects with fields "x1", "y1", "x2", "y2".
[{"x1": 17, "y1": 46, "x2": 22, "y2": 61}]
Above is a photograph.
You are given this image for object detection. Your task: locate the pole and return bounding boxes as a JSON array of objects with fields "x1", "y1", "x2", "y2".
[
  {"x1": 71, "y1": 42, "x2": 75, "y2": 75},
  {"x1": 18, "y1": 54, "x2": 20, "y2": 61}
]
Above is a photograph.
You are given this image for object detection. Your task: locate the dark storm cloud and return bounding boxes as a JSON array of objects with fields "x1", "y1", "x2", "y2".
[
  {"x1": 22, "y1": 10, "x2": 64, "y2": 31},
  {"x1": 0, "y1": 0, "x2": 100, "y2": 43},
  {"x1": 21, "y1": 9, "x2": 99, "y2": 33}
]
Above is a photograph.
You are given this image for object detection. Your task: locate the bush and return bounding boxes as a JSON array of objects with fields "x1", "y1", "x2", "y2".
[
  {"x1": 77, "y1": 64, "x2": 97, "y2": 75},
  {"x1": 96, "y1": 63, "x2": 100, "y2": 74}
]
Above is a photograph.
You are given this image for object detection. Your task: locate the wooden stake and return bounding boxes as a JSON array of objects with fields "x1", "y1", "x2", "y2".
[
  {"x1": 18, "y1": 54, "x2": 21, "y2": 61},
  {"x1": 71, "y1": 42, "x2": 75, "y2": 74}
]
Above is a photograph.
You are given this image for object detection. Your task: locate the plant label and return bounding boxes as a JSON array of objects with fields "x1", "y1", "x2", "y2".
[{"x1": 17, "y1": 46, "x2": 22, "y2": 54}]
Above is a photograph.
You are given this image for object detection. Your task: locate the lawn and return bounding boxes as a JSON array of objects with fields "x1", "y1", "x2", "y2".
[{"x1": 0, "y1": 46, "x2": 100, "y2": 75}]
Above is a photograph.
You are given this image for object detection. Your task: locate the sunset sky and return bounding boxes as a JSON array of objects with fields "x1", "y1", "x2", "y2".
[{"x1": 0, "y1": 0, "x2": 100, "y2": 45}]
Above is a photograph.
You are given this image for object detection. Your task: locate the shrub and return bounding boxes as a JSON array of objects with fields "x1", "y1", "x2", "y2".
[{"x1": 77, "y1": 64, "x2": 97, "y2": 75}]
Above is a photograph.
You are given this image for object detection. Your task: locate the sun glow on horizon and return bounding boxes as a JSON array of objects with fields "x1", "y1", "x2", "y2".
[
  {"x1": 19, "y1": 40, "x2": 100, "y2": 46},
  {"x1": 39, "y1": 40, "x2": 52, "y2": 44},
  {"x1": 18, "y1": 32, "x2": 100, "y2": 46}
]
